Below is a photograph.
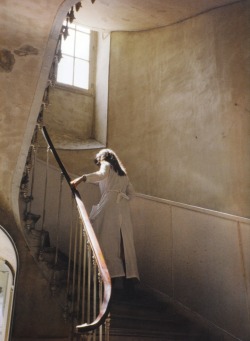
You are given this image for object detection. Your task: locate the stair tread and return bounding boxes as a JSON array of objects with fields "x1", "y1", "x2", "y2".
[{"x1": 108, "y1": 288, "x2": 207, "y2": 340}]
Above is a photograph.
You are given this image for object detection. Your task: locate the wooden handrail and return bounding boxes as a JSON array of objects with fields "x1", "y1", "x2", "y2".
[{"x1": 41, "y1": 126, "x2": 112, "y2": 333}]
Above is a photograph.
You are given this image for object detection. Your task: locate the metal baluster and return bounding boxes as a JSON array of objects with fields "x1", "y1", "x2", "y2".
[
  {"x1": 71, "y1": 217, "x2": 79, "y2": 328},
  {"x1": 93, "y1": 260, "x2": 97, "y2": 341},
  {"x1": 82, "y1": 228, "x2": 87, "y2": 324},
  {"x1": 50, "y1": 172, "x2": 64, "y2": 295},
  {"x1": 41, "y1": 146, "x2": 50, "y2": 232},
  {"x1": 28, "y1": 127, "x2": 38, "y2": 214},
  {"x1": 104, "y1": 314, "x2": 110, "y2": 341},
  {"x1": 77, "y1": 221, "x2": 83, "y2": 322},
  {"x1": 98, "y1": 275, "x2": 103, "y2": 341},
  {"x1": 54, "y1": 172, "x2": 64, "y2": 266},
  {"x1": 64, "y1": 196, "x2": 75, "y2": 322},
  {"x1": 87, "y1": 243, "x2": 92, "y2": 324}
]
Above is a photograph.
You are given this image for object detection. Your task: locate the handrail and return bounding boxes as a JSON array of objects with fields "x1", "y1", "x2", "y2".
[{"x1": 41, "y1": 126, "x2": 112, "y2": 333}]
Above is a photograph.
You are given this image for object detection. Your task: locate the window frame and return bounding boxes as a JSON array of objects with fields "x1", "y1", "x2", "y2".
[{"x1": 56, "y1": 22, "x2": 97, "y2": 95}]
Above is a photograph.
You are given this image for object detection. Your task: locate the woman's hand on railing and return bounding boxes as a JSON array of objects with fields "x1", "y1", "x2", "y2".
[{"x1": 70, "y1": 175, "x2": 86, "y2": 188}]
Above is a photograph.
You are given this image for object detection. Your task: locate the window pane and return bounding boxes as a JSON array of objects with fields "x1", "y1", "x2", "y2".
[
  {"x1": 61, "y1": 28, "x2": 75, "y2": 57},
  {"x1": 57, "y1": 55, "x2": 74, "y2": 85},
  {"x1": 75, "y1": 31, "x2": 90, "y2": 60},
  {"x1": 74, "y1": 59, "x2": 89, "y2": 89}
]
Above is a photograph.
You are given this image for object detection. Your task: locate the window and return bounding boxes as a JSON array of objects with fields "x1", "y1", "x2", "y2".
[{"x1": 57, "y1": 22, "x2": 94, "y2": 90}]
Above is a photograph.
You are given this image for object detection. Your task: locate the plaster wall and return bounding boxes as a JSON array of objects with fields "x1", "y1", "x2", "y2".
[
  {"x1": 45, "y1": 86, "x2": 94, "y2": 142},
  {"x1": 131, "y1": 195, "x2": 250, "y2": 341},
  {"x1": 94, "y1": 32, "x2": 110, "y2": 145},
  {"x1": 0, "y1": 1, "x2": 89, "y2": 339},
  {"x1": 0, "y1": 0, "x2": 79, "y2": 222},
  {"x1": 108, "y1": 1, "x2": 250, "y2": 218}
]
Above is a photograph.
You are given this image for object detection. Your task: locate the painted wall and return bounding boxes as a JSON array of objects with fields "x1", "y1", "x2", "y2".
[
  {"x1": 94, "y1": 32, "x2": 110, "y2": 145},
  {"x1": 0, "y1": 0, "x2": 80, "y2": 223},
  {"x1": 108, "y1": 1, "x2": 250, "y2": 218},
  {"x1": 131, "y1": 194, "x2": 250, "y2": 341},
  {"x1": 0, "y1": 1, "x2": 84, "y2": 339},
  {"x1": 45, "y1": 86, "x2": 95, "y2": 142}
]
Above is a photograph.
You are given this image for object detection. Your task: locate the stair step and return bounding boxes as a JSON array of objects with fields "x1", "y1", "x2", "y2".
[{"x1": 108, "y1": 287, "x2": 211, "y2": 341}]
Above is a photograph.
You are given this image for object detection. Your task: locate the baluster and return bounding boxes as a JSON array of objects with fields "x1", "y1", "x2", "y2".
[
  {"x1": 98, "y1": 274, "x2": 103, "y2": 341},
  {"x1": 41, "y1": 146, "x2": 50, "y2": 232},
  {"x1": 93, "y1": 260, "x2": 97, "y2": 341},
  {"x1": 87, "y1": 242, "x2": 92, "y2": 324},
  {"x1": 82, "y1": 228, "x2": 87, "y2": 323},
  {"x1": 50, "y1": 171, "x2": 64, "y2": 295},
  {"x1": 28, "y1": 126, "x2": 39, "y2": 214},
  {"x1": 23, "y1": 143, "x2": 40, "y2": 231},
  {"x1": 71, "y1": 217, "x2": 79, "y2": 325},
  {"x1": 54, "y1": 172, "x2": 64, "y2": 266},
  {"x1": 77, "y1": 220, "x2": 83, "y2": 321},
  {"x1": 104, "y1": 314, "x2": 110, "y2": 341},
  {"x1": 64, "y1": 196, "x2": 75, "y2": 321}
]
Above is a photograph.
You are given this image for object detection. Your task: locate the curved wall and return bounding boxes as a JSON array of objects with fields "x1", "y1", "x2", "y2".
[{"x1": 108, "y1": 1, "x2": 250, "y2": 217}]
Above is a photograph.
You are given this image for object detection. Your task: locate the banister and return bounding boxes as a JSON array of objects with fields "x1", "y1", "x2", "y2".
[{"x1": 41, "y1": 126, "x2": 112, "y2": 333}]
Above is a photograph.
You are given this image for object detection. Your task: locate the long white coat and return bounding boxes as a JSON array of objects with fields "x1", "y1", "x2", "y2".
[{"x1": 85, "y1": 161, "x2": 139, "y2": 280}]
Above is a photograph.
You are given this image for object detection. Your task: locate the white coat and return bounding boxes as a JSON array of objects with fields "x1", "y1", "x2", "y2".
[{"x1": 85, "y1": 161, "x2": 139, "y2": 280}]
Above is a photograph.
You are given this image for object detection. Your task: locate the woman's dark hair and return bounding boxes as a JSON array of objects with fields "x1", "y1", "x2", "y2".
[{"x1": 94, "y1": 149, "x2": 126, "y2": 176}]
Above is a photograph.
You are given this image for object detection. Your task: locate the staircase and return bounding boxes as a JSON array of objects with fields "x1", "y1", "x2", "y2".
[
  {"x1": 109, "y1": 281, "x2": 220, "y2": 341},
  {"x1": 19, "y1": 125, "x2": 225, "y2": 341}
]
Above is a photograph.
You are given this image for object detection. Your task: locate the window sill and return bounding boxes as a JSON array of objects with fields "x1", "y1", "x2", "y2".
[
  {"x1": 54, "y1": 138, "x2": 105, "y2": 150},
  {"x1": 38, "y1": 133, "x2": 105, "y2": 151},
  {"x1": 55, "y1": 83, "x2": 94, "y2": 97}
]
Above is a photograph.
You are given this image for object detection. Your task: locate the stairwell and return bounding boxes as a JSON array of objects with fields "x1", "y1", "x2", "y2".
[
  {"x1": 108, "y1": 280, "x2": 221, "y2": 341},
  {"x1": 17, "y1": 128, "x2": 227, "y2": 341}
]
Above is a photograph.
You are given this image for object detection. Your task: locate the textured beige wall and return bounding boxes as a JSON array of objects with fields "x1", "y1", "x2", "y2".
[
  {"x1": 0, "y1": 0, "x2": 78, "y2": 220},
  {"x1": 45, "y1": 86, "x2": 94, "y2": 141},
  {"x1": 108, "y1": 1, "x2": 250, "y2": 218},
  {"x1": 94, "y1": 32, "x2": 110, "y2": 145},
  {"x1": 0, "y1": 1, "x2": 82, "y2": 338},
  {"x1": 131, "y1": 195, "x2": 250, "y2": 341}
]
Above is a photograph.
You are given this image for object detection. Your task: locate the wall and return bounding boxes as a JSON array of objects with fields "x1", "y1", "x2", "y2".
[
  {"x1": 45, "y1": 86, "x2": 95, "y2": 142},
  {"x1": 94, "y1": 32, "x2": 110, "y2": 145},
  {"x1": 108, "y1": 1, "x2": 250, "y2": 218},
  {"x1": 0, "y1": 0, "x2": 81, "y2": 224},
  {"x1": 131, "y1": 194, "x2": 250, "y2": 341},
  {"x1": 0, "y1": 1, "x2": 87, "y2": 339}
]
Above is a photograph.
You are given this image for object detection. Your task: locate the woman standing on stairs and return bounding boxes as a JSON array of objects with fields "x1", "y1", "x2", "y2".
[{"x1": 70, "y1": 149, "x2": 139, "y2": 291}]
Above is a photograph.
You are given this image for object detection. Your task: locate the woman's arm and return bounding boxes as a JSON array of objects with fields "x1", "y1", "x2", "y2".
[
  {"x1": 70, "y1": 161, "x2": 110, "y2": 188},
  {"x1": 85, "y1": 161, "x2": 110, "y2": 183},
  {"x1": 127, "y1": 181, "x2": 136, "y2": 200},
  {"x1": 70, "y1": 174, "x2": 86, "y2": 188}
]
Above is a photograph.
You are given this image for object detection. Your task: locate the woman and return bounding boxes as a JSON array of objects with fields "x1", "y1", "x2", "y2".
[{"x1": 70, "y1": 149, "x2": 139, "y2": 284}]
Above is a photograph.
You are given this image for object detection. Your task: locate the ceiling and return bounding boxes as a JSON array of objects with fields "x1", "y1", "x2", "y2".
[{"x1": 74, "y1": 0, "x2": 237, "y2": 32}]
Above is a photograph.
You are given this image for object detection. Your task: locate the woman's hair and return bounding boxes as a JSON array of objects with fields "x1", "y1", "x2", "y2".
[{"x1": 94, "y1": 149, "x2": 126, "y2": 176}]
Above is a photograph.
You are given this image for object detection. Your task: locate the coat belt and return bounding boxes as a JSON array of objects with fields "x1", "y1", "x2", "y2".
[{"x1": 108, "y1": 190, "x2": 129, "y2": 203}]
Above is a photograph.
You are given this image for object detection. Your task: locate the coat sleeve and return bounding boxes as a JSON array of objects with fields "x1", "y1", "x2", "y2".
[
  {"x1": 85, "y1": 161, "x2": 110, "y2": 183},
  {"x1": 126, "y1": 181, "x2": 136, "y2": 200}
]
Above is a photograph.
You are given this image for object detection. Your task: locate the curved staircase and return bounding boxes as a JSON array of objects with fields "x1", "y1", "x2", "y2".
[{"x1": 109, "y1": 281, "x2": 220, "y2": 341}]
